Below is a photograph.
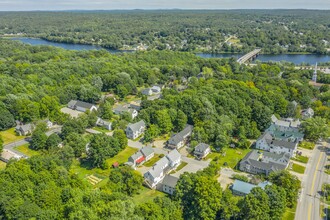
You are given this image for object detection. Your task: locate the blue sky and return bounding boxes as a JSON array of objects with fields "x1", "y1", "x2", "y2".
[{"x1": 0, "y1": 0, "x2": 330, "y2": 11}]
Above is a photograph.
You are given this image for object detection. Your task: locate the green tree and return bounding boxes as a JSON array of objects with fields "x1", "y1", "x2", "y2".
[
  {"x1": 144, "y1": 124, "x2": 160, "y2": 143},
  {"x1": 251, "y1": 101, "x2": 272, "y2": 131},
  {"x1": 108, "y1": 166, "x2": 143, "y2": 196},
  {"x1": 154, "y1": 109, "x2": 173, "y2": 134},
  {"x1": 45, "y1": 133, "x2": 62, "y2": 150},
  {"x1": 268, "y1": 170, "x2": 301, "y2": 208},
  {"x1": 113, "y1": 129, "x2": 128, "y2": 149},
  {"x1": 265, "y1": 185, "x2": 287, "y2": 220},
  {"x1": 301, "y1": 117, "x2": 330, "y2": 141},
  {"x1": 0, "y1": 108, "x2": 15, "y2": 131},
  {"x1": 175, "y1": 173, "x2": 222, "y2": 220},
  {"x1": 64, "y1": 132, "x2": 87, "y2": 157},
  {"x1": 174, "y1": 110, "x2": 187, "y2": 132},
  {"x1": 0, "y1": 135, "x2": 3, "y2": 154},
  {"x1": 30, "y1": 130, "x2": 48, "y2": 150},
  {"x1": 239, "y1": 187, "x2": 270, "y2": 220}
]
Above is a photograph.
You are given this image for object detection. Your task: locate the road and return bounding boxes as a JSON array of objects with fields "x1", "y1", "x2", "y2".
[
  {"x1": 3, "y1": 126, "x2": 62, "y2": 158},
  {"x1": 295, "y1": 143, "x2": 329, "y2": 220}
]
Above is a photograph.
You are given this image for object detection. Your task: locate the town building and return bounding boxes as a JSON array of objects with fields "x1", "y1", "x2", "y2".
[
  {"x1": 239, "y1": 150, "x2": 290, "y2": 176},
  {"x1": 140, "y1": 146, "x2": 155, "y2": 162},
  {"x1": 194, "y1": 143, "x2": 211, "y2": 159},
  {"x1": 0, "y1": 150, "x2": 25, "y2": 163},
  {"x1": 126, "y1": 147, "x2": 154, "y2": 169},
  {"x1": 67, "y1": 100, "x2": 98, "y2": 112},
  {"x1": 167, "y1": 124, "x2": 193, "y2": 149},
  {"x1": 129, "y1": 100, "x2": 142, "y2": 111},
  {"x1": 256, "y1": 132, "x2": 298, "y2": 156},
  {"x1": 231, "y1": 180, "x2": 272, "y2": 196},
  {"x1": 269, "y1": 115, "x2": 301, "y2": 132},
  {"x1": 151, "y1": 85, "x2": 162, "y2": 93},
  {"x1": 125, "y1": 120, "x2": 146, "y2": 139}
]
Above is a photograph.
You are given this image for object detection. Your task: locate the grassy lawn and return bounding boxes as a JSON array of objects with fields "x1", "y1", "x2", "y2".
[
  {"x1": 133, "y1": 186, "x2": 166, "y2": 204},
  {"x1": 291, "y1": 155, "x2": 309, "y2": 164},
  {"x1": 92, "y1": 126, "x2": 109, "y2": 133},
  {"x1": 292, "y1": 163, "x2": 306, "y2": 174},
  {"x1": 14, "y1": 144, "x2": 40, "y2": 157},
  {"x1": 143, "y1": 154, "x2": 162, "y2": 167},
  {"x1": 0, "y1": 161, "x2": 6, "y2": 170},
  {"x1": 176, "y1": 162, "x2": 188, "y2": 171},
  {"x1": 205, "y1": 148, "x2": 251, "y2": 169},
  {"x1": 70, "y1": 146, "x2": 138, "y2": 188},
  {"x1": 0, "y1": 128, "x2": 26, "y2": 145},
  {"x1": 299, "y1": 141, "x2": 315, "y2": 150},
  {"x1": 282, "y1": 206, "x2": 296, "y2": 220},
  {"x1": 106, "y1": 146, "x2": 138, "y2": 167}
]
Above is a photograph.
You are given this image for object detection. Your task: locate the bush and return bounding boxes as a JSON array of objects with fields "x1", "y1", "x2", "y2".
[{"x1": 232, "y1": 174, "x2": 249, "y2": 182}]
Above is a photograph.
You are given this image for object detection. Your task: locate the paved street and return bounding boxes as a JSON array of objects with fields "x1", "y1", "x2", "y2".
[{"x1": 295, "y1": 143, "x2": 329, "y2": 220}]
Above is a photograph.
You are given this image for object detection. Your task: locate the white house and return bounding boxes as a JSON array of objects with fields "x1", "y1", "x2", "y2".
[
  {"x1": 144, "y1": 149, "x2": 181, "y2": 188},
  {"x1": 125, "y1": 120, "x2": 146, "y2": 139},
  {"x1": 151, "y1": 85, "x2": 162, "y2": 93},
  {"x1": 140, "y1": 146, "x2": 155, "y2": 161},
  {"x1": 96, "y1": 118, "x2": 112, "y2": 130},
  {"x1": 68, "y1": 100, "x2": 98, "y2": 112},
  {"x1": 167, "y1": 125, "x2": 193, "y2": 149},
  {"x1": 162, "y1": 175, "x2": 179, "y2": 195},
  {"x1": 113, "y1": 105, "x2": 138, "y2": 119},
  {"x1": 194, "y1": 143, "x2": 211, "y2": 159},
  {"x1": 301, "y1": 108, "x2": 314, "y2": 119}
]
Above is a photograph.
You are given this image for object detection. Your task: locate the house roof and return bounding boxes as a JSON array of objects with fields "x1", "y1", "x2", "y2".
[
  {"x1": 130, "y1": 151, "x2": 143, "y2": 161},
  {"x1": 271, "y1": 130, "x2": 304, "y2": 140},
  {"x1": 70, "y1": 100, "x2": 96, "y2": 109},
  {"x1": 195, "y1": 143, "x2": 210, "y2": 153},
  {"x1": 142, "y1": 88, "x2": 153, "y2": 94},
  {"x1": 166, "y1": 149, "x2": 181, "y2": 162},
  {"x1": 257, "y1": 132, "x2": 273, "y2": 142},
  {"x1": 263, "y1": 151, "x2": 290, "y2": 161},
  {"x1": 232, "y1": 180, "x2": 257, "y2": 195},
  {"x1": 275, "y1": 120, "x2": 291, "y2": 127},
  {"x1": 270, "y1": 139, "x2": 297, "y2": 150},
  {"x1": 16, "y1": 124, "x2": 33, "y2": 133},
  {"x1": 162, "y1": 175, "x2": 179, "y2": 188},
  {"x1": 140, "y1": 147, "x2": 154, "y2": 157},
  {"x1": 241, "y1": 150, "x2": 288, "y2": 172},
  {"x1": 146, "y1": 157, "x2": 169, "y2": 179},
  {"x1": 169, "y1": 133, "x2": 184, "y2": 145},
  {"x1": 180, "y1": 124, "x2": 193, "y2": 138},
  {"x1": 127, "y1": 120, "x2": 146, "y2": 133},
  {"x1": 96, "y1": 117, "x2": 111, "y2": 126}
]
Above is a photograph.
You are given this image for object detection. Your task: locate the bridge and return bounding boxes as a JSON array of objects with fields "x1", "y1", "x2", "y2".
[{"x1": 237, "y1": 48, "x2": 262, "y2": 64}]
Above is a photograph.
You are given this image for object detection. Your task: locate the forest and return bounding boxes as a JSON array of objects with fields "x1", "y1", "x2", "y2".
[
  {"x1": 0, "y1": 38, "x2": 329, "y2": 219},
  {"x1": 0, "y1": 10, "x2": 330, "y2": 54}
]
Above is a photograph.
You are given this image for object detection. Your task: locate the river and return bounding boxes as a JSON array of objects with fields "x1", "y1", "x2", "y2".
[{"x1": 9, "y1": 37, "x2": 330, "y2": 65}]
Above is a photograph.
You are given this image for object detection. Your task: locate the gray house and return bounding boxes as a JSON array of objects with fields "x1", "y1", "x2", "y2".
[
  {"x1": 162, "y1": 175, "x2": 179, "y2": 195},
  {"x1": 194, "y1": 143, "x2": 211, "y2": 159},
  {"x1": 125, "y1": 120, "x2": 146, "y2": 139},
  {"x1": 239, "y1": 150, "x2": 289, "y2": 176},
  {"x1": 113, "y1": 105, "x2": 138, "y2": 119},
  {"x1": 15, "y1": 124, "x2": 34, "y2": 136},
  {"x1": 167, "y1": 124, "x2": 193, "y2": 149},
  {"x1": 140, "y1": 146, "x2": 155, "y2": 161},
  {"x1": 96, "y1": 118, "x2": 112, "y2": 130},
  {"x1": 68, "y1": 100, "x2": 98, "y2": 112}
]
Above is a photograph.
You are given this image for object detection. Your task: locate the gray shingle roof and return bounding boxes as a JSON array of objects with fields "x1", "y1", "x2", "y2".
[
  {"x1": 257, "y1": 132, "x2": 273, "y2": 142},
  {"x1": 162, "y1": 175, "x2": 179, "y2": 188},
  {"x1": 127, "y1": 120, "x2": 145, "y2": 133},
  {"x1": 130, "y1": 151, "x2": 143, "y2": 161},
  {"x1": 166, "y1": 149, "x2": 181, "y2": 163},
  {"x1": 140, "y1": 147, "x2": 154, "y2": 158},
  {"x1": 168, "y1": 124, "x2": 193, "y2": 145},
  {"x1": 270, "y1": 139, "x2": 297, "y2": 150},
  {"x1": 194, "y1": 143, "x2": 210, "y2": 153}
]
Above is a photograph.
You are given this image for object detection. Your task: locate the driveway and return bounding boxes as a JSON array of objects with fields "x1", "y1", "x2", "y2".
[
  {"x1": 60, "y1": 107, "x2": 83, "y2": 118},
  {"x1": 218, "y1": 168, "x2": 250, "y2": 189}
]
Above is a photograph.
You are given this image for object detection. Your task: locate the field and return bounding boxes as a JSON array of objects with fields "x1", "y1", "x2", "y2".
[
  {"x1": 71, "y1": 146, "x2": 138, "y2": 187},
  {"x1": 133, "y1": 186, "x2": 166, "y2": 204},
  {"x1": 205, "y1": 148, "x2": 251, "y2": 169},
  {"x1": 0, "y1": 128, "x2": 26, "y2": 145},
  {"x1": 14, "y1": 144, "x2": 40, "y2": 157},
  {"x1": 292, "y1": 155, "x2": 309, "y2": 164},
  {"x1": 292, "y1": 163, "x2": 306, "y2": 174},
  {"x1": 0, "y1": 161, "x2": 6, "y2": 170}
]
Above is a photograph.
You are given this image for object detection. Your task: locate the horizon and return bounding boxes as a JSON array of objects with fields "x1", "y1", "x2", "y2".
[{"x1": 0, "y1": 0, "x2": 330, "y2": 11}]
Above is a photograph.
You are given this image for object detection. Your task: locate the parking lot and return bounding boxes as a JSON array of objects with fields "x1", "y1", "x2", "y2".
[{"x1": 60, "y1": 107, "x2": 83, "y2": 118}]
